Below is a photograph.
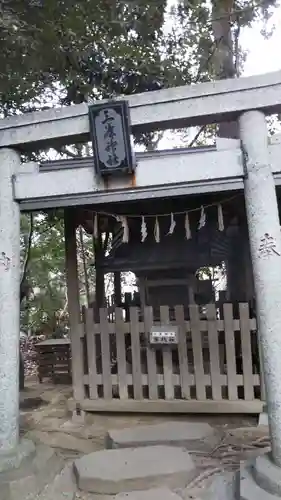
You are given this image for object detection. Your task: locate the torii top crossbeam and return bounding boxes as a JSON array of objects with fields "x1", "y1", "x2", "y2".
[{"x1": 0, "y1": 70, "x2": 281, "y2": 150}]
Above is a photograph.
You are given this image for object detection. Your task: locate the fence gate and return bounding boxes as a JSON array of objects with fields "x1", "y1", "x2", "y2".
[{"x1": 69, "y1": 303, "x2": 263, "y2": 414}]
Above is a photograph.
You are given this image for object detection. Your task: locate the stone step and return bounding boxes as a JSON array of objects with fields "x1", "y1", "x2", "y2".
[
  {"x1": 105, "y1": 421, "x2": 218, "y2": 452},
  {"x1": 73, "y1": 445, "x2": 196, "y2": 495}
]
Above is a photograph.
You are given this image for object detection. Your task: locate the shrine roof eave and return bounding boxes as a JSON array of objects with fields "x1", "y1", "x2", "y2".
[{"x1": 18, "y1": 178, "x2": 244, "y2": 212}]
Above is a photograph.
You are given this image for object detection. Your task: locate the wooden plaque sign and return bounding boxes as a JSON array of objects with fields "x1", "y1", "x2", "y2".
[{"x1": 89, "y1": 100, "x2": 136, "y2": 176}]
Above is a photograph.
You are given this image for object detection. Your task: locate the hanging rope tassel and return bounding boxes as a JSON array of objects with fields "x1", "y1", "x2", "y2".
[
  {"x1": 141, "y1": 216, "x2": 148, "y2": 242},
  {"x1": 184, "y1": 212, "x2": 191, "y2": 240},
  {"x1": 154, "y1": 216, "x2": 160, "y2": 243},
  {"x1": 118, "y1": 216, "x2": 129, "y2": 243},
  {"x1": 167, "y1": 212, "x2": 176, "y2": 235},
  {"x1": 198, "y1": 205, "x2": 206, "y2": 230},
  {"x1": 93, "y1": 213, "x2": 98, "y2": 239},
  {"x1": 217, "y1": 204, "x2": 224, "y2": 231}
]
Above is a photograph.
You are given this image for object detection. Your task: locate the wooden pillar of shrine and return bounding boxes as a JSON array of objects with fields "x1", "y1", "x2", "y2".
[{"x1": 64, "y1": 209, "x2": 85, "y2": 406}]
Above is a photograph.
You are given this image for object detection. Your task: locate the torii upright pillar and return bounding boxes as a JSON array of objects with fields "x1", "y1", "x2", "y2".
[
  {"x1": 240, "y1": 110, "x2": 281, "y2": 475},
  {"x1": 0, "y1": 148, "x2": 35, "y2": 470},
  {"x1": 0, "y1": 148, "x2": 21, "y2": 452}
]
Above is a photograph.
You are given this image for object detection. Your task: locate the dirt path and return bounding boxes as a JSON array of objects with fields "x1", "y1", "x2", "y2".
[{"x1": 20, "y1": 380, "x2": 268, "y2": 499}]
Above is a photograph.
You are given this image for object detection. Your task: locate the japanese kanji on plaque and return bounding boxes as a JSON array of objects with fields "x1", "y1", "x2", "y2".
[{"x1": 89, "y1": 100, "x2": 136, "y2": 177}]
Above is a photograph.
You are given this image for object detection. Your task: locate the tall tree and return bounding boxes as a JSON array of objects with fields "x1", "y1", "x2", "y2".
[
  {"x1": 5, "y1": 0, "x2": 279, "y2": 334},
  {"x1": 165, "y1": 0, "x2": 278, "y2": 144},
  {"x1": 0, "y1": 0, "x2": 170, "y2": 114}
]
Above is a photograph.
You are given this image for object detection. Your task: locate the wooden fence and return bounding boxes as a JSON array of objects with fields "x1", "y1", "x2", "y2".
[{"x1": 70, "y1": 303, "x2": 263, "y2": 414}]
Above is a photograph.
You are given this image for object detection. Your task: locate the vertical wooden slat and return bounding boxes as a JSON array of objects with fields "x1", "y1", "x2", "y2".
[
  {"x1": 206, "y1": 304, "x2": 222, "y2": 400},
  {"x1": 223, "y1": 303, "x2": 238, "y2": 401},
  {"x1": 139, "y1": 277, "x2": 146, "y2": 321},
  {"x1": 175, "y1": 305, "x2": 191, "y2": 399},
  {"x1": 189, "y1": 305, "x2": 206, "y2": 400},
  {"x1": 160, "y1": 306, "x2": 174, "y2": 400},
  {"x1": 239, "y1": 303, "x2": 255, "y2": 400},
  {"x1": 130, "y1": 307, "x2": 143, "y2": 399},
  {"x1": 144, "y1": 306, "x2": 158, "y2": 400},
  {"x1": 115, "y1": 308, "x2": 128, "y2": 399},
  {"x1": 99, "y1": 308, "x2": 112, "y2": 399},
  {"x1": 85, "y1": 308, "x2": 98, "y2": 399},
  {"x1": 114, "y1": 273, "x2": 122, "y2": 307},
  {"x1": 94, "y1": 216, "x2": 106, "y2": 311},
  {"x1": 64, "y1": 210, "x2": 85, "y2": 402}
]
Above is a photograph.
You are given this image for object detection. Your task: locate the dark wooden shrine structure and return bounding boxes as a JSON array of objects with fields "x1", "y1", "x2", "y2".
[{"x1": 65, "y1": 188, "x2": 263, "y2": 414}]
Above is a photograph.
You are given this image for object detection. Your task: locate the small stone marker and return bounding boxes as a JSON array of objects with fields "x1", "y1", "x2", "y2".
[
  {"x1": 73, "y1": 445, "x2": 196, "y2": 495},
  {"x1": 105, "y1": 421, "x2": 218, "y2": 451}
]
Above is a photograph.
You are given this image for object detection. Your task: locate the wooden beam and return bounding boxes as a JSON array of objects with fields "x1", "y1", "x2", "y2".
[
  {"x1": 146, "y1": 279, "x2": 188, "y2": 287},
  {"x1": 64, "y1": 209, "x2": 85, "y2": 402},
  {"x1": 67, "y1": 397, "x2": 263, "y2": 414},
  {"x1": 1, "y1": 71, "x2": 281, "y2": 150}
]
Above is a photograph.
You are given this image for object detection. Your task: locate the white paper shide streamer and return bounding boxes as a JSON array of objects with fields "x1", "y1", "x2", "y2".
[
  {"x1": 217, "y1": 204, "x2": 224, "y2": 231},
  {"x1": 154, "y1": 216, "x2": 160, "y2": 243},
  {"x1": 184, "y1": 213, "x2": 191, "y2": 240},
  {"x1": 118, "y1": 215, "x2": 129, "y2": 243},
  {"x1": 167, "y1": 213, "x2": 176, "y2": 235},
  {"x1": 141, "y1": 216, "x2": 148, "y2": 242},
  {"x1": 97, "y1": 198, "x2": 229, "y2": 246},
  {"x1": 198, "y1": 206, "x2": 206, "y2": 230}
]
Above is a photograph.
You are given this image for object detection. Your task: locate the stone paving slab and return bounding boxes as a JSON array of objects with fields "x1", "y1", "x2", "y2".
[
  {"x1": 27, "y1": 429, "x2": 96, "y2": 454},
  {"x1": 198, "y1": 472, "x2": 236, "y2": 500},
  {"x1": 73, "y1": 445, "x2": 196, "y2": 495},
  {"x1": 105, "y1": 422, "x2": 219, "y2": 451},
  {"x1": 113, "y1": 488, "x2": 183, "y2": 500},
  {"x1": 37, "y1": 464, "x2": 76, "y2": 500}
]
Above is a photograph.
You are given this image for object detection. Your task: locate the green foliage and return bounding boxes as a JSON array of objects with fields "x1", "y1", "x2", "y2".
[
  {"x1": 20, "y1": 213, "x2": 66, "y2": 334},
  {"x1": 20, "y1": 211, "x2": 97, "y2": 335},
  {"x1": 170, "y1": 0, "x2": 277, "y2": 81},
  {"x1": 5, "y1": 0, "x2": 279, "y2": 334},
  {"x1": 1, "y1": 0, "x2": 170, "y2": 113}
]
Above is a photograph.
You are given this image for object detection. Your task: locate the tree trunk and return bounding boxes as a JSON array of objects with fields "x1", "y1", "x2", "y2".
[{"x1": 212, "y1": 0, "x2": 239, "y2": 139}]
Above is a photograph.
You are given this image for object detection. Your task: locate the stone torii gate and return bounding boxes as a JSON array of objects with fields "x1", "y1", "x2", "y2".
[{"x1": 1, "y1": 71, "x2": 281, "y2": 497}]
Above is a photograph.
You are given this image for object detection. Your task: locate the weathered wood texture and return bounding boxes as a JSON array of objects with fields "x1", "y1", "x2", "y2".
[
  {"x1": 36, "y1": 339, "x2": 71, "y2": 383},
  {"x1": 76, "y1": 303, "x2": 261, "y2": 411},
  {"x1": 64, "y1": 210, "x2": 85, "y2": 401}
]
